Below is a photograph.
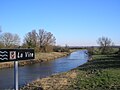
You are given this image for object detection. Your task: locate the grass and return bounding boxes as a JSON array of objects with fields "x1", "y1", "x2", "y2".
[
  {"x1": 71, "y1": 54, "x2": 120, "y2": 90},
  {"x1": 35, "y1": 52, "x2": 70, "y2": 61},
  {"x1": 77, "y1": 54, "x2": 120, "y2": 71},
  {"x1": 21, "y1": 70, "x2": 78, "y2": 90},
  {"x1": 72, "y1": 69, "x2": 120, "y2": 90}
]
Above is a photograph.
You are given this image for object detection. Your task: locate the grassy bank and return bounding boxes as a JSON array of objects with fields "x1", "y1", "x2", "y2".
[
  {"x1": 72, "y1": 54, "x2": 120, "y2": 90},
  {"x1": 21, "y1": 54, "x2": 120, "y2": 90},
  {"x1": 21, "y1": 70, "x2": 78, "y2": 90},
  {"x1": 0, "y1": 51, "x2": 72, "y2": 69}
]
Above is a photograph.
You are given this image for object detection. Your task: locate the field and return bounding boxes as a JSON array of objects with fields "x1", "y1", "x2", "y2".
[{"x1": 72, "y1": 54, "x2": 120, "y2": 90}]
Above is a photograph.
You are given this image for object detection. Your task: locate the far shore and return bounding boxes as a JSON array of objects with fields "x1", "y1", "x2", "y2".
[{"x1": 0, "y1": 50, "x2": 75, "y2": 69}]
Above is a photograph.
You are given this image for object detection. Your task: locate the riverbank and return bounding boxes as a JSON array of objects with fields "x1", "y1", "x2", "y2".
[
  {"x1": 21, "y1": 54, "x2": 120, "y2": 90},
  {"x1": 0, "y1": 51, "x2": 73, "y2": 69},
  {"x1": 21, "y1": 70, "x2": 78, "y2": 90}
]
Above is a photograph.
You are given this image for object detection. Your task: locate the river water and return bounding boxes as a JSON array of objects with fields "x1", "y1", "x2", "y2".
[{"x1": 0, "y1": 50, "x2": 88, "y2": 89}]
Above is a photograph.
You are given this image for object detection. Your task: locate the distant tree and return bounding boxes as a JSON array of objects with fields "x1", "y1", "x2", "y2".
[
  {"x1": 53, "y1": 45, "x2": 70, "y2": 52},
  {"x1": 0, "y1": 32, "x2": 20, "y2": 48},
  {"x1": 37, "y1": 29, "x2": 56, "y2": 52},
  {"x1": 97, "y1": 36, "x2": 114, "y2": 54},
  {"x1": 23, "y1": 29, "x2": 56, "y2": 52},
  {"x1": 37, "y1": 29, "x2": 46, "y2": 51},
  {"x1": 0, "y1": 42, "x2": 4, "y2": 48},
  {"x1": 64, "y1": 44, "x2": 70, "y2": 52},
  {"x1": 23, "y1": 30, "x2": 38, "y2": 48},
  {"x1": 87, "y1": 46, "x2": 94, "y2": 55}
]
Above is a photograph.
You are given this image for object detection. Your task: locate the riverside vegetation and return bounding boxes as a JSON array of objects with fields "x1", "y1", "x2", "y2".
[{"x1": 21, "y1": 48, "x2": 120, "y2": 90}]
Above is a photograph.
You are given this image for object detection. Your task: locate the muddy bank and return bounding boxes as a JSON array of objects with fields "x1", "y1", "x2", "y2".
[
  {"x1": 21, "y1": 70, "x2": 78, "y2": 90},
  {"x1": 0, "y1": 51, "x2": 72, "y2": 69}
]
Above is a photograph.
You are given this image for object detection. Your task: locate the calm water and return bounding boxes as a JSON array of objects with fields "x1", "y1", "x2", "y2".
[{"x1": 0, "y1": 50, "x2": 88, "y2": 89}]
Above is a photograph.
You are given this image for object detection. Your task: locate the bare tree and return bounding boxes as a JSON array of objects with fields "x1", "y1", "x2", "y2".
[
  {"x1": 23, "y1": 29, "x2": 56, "y2": 52},
  {"x1": 37, "y1": 29, "x2": 56, "y2": 52},
  {"x1": 0, "y1": 32, "x2": 20, "y2": 48},
  {"x1": 23, "y1": 30, "x2": 37, "y2": 48},
  {"x1": 97, "y1": 36, "x2": 113, "y2": 54},
  {"x1": 37, "y1": 29, "x2": 46, "y2": 49}
]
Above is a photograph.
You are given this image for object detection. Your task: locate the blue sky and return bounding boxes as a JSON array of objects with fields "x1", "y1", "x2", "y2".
[{"x1": 0, "y1": 0, "x2": 120, "y2": 46}]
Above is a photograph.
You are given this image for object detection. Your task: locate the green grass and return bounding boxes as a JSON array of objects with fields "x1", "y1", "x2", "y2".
[
  {"x1": 73, "y1": 69, "x2": 120, "y2": 90},
  {"x1": 71, "y1": 54, "x2": 120, "y2": 90}
]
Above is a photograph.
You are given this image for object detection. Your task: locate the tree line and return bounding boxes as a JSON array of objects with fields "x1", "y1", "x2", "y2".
[
  {"x1": 88, "y1": 36, "x2": 115, "y2": 55},
  {"x1": 0, "y1": 28, "x2": 116, "y2": 54},
  {"x1": 0, "y1": 29, "x2": 56, "y2": 52}
]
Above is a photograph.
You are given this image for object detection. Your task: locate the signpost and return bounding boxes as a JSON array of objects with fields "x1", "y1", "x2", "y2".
[
  {"x1": 0, "y1": 49, "x2": 34, "y2": 62},
  {"x1": 0, "y1": 49, "x2": 35, "y2": 90}
]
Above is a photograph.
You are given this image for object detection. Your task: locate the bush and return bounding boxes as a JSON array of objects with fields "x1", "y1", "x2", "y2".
[{"x1": 53, "y1": 46, "x2": 70, "y2": 52}]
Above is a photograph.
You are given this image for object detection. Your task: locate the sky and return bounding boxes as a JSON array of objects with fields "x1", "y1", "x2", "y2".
[{"x1": 0, "y1": 0, "x2": 120, "y2": 46}]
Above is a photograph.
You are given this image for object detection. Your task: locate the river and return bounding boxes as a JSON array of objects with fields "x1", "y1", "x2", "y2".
[{"x1": 0, "y1": 50, "x2": 88, "y2": 89}]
